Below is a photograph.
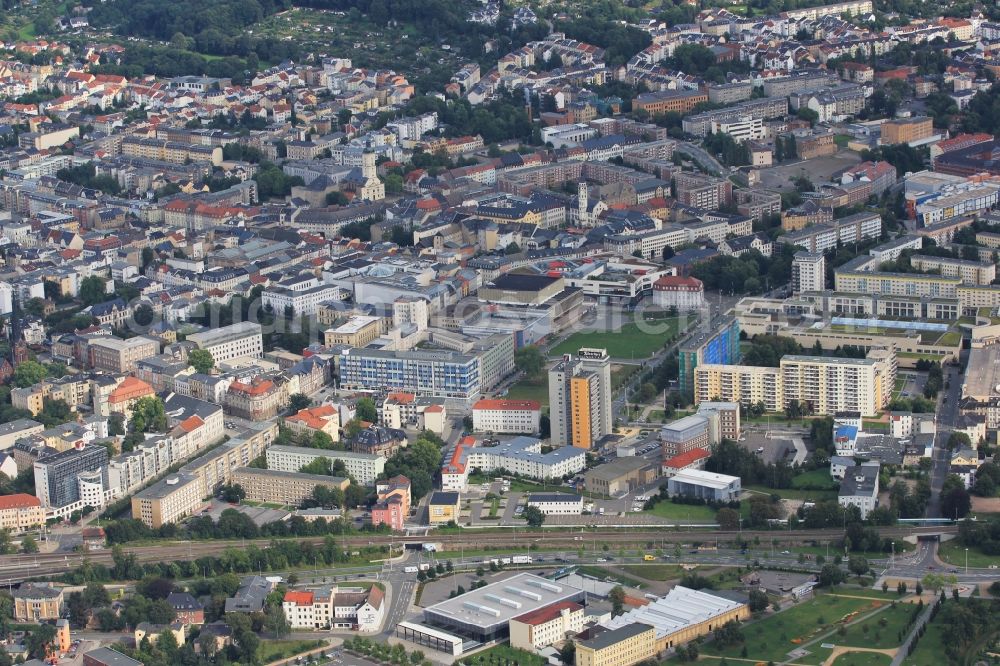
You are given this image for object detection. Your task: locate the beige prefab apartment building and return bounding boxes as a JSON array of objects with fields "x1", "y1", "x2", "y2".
[
  {"x1": 230, "y1": 468, "x2": 349, "y2": 506},
  {"x1": 695, "y1": 349, "x2": 895, "y2": 417},
  {"x1": 909, "y1": 255, "x2": 996, "y2": 285},
  {"x1": 694, "y1": 364, "x2": 783, "y2": 412},
  {"x1": 131, "y1": 474, "x2": 203, "y2": 528}
]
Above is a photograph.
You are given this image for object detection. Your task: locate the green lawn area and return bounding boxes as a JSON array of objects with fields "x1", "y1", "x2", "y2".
[
  {"x1": 937, "y1": 538, "x2": 1000, "y2": 568},
  {"x1": 621, "y1": 564, "x2": 688, "y2": 580},
  {"x1": 257, "y1": 640, "x2": 324, "y2": 663},
  {"x1": 575, "y1": 565, "x2": 645, "y2": 588},
  {"x1": 832, "y1": 652, "x2": 893, "y2": 666},
  {"x1": 792, "y1": 469, "x2": 840, "y2": 491},
  {"x1": 644, "y1": 500, "x2": 718, "y2": 522},
  {"x1": 549, "y1": 316, "x2": 682, "y2": 359},
  {"x1": 462, "y1": 644, "x2": 546, "y2": 666},
  {"x1": 903, "y1": 613, "x2": 948, "y2": 665},
  {"x1": 937, "y1": 331, "x2": 962, "y2": 346},
  {"x1": 702, "y1": 594, "x2": 882, "y2": 664},
  {"x1": 836, "y1": 602, "x2": 915, "y2": 649},
  {"x1": 862, "y1": 420, "x2": 890, "y2": 432},
  {"x1": 504, "y1": 377, "x2": 549, "y2": 406},
  {"x1": 745, "y1": 484, "x2": 839, "y2": 501}
]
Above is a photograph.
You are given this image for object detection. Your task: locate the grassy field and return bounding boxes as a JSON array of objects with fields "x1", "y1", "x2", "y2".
[
  {"x1": 575, "y1": 565, "x2": 646, "y2": 588},
  {"x1": 702, "y1": 594, "x2": 884, "y2": 664},
  {"x1": 257, "y1": 640, "x2": 324, "y2": 663},
  {"x1": 550, "y1": 316, "x2": 682, "y2": 359},
  {"x1": 832, "y1": 652, "x2": 893, "y2": 666},
  {"x1": 744, "y1": 484, "x2": 839, "y2": 501},
  {"x1": 621, "y1": 564, "x2": 688, "y2": 580},
  {"x1": 792, "y1": 469, "x2": 840, "y2": 490},
  {"x1": 937, "y1": 539, "x2": 1000, "y2": 568},
  {"x1": 903, "y1": 613, "x2": 948, "y2": 666},
  {"x1": 645, "y1": 500, "x2": 718, "y2": 522},
  {"x1": 462, "y1": 644, "x2": 546, "y2": 666},
  {"x1": 504, "y1": 377, "x2": 549, "y2": 405},
  {"x1": 836, "y1": 602, "x2": 915, "y2": 649}
]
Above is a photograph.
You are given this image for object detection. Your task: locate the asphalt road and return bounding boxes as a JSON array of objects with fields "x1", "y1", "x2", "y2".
[
  {"x1": 677, "y1": 141, "x2": 726, "y2": 175},
  {"x1": 926, "y1": 357, "x2": 965, "y2": 518}
]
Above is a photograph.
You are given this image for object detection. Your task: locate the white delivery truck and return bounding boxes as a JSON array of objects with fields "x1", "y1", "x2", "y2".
[
  {"x1": 403, "y1": 566, "x2": 418, "y2": 573},
  {"x1": 511, "y1": 555, "x2": 532, "y2": 564}
]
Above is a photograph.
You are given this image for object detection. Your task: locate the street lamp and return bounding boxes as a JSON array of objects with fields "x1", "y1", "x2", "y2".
[{"x1": 965, "y1": 547, "x2": 968, "y2": 575}]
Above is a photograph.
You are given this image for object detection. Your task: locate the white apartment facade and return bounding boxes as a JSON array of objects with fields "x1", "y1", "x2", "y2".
[
  {"x1": 471, "y1": 399, "x2": 542, "y2": 434},
  {"x1": 187, "y1": 322, "x2": 264, "y2": 362},
  {"x1": 265, "y1": 445, "x2": 385, "y2": 485}
]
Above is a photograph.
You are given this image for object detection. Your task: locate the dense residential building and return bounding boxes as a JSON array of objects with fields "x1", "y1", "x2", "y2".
[
  {"x1": 659, "y1": 415, "x2": 711, "y2": 457},
  {"x1": 0, "y1": 494, "x2": 45, "y2": 533},
  {"x1": 677, "y1": 317, "x2": 741, "y2": 394},
  {"x1": 282, "y1": 585, "x2": 385, "y2": 632},
  {"x1": 371, "y1": 475, "x2": 411, "y2": 531},
  {"x1": 187, "y1": 322, "x2": 264, "y2": 362},
  {"x1": 694, "y1": 348, "x2": 896, "y2": 417},
  {"x1": 285, "y1": 404, "x2": 341, "y2": 442},
  {"x1": 13, "y1": 583, "x2": 63, "y2": 622},
  {"x1": 510, "y1": 601, "x2": 584, "y2": 651},
  {"x1": 427, "y1": 491, "x2": 460, "y2": 525},
  {"x1": 633, "y1": 90, "x2": 708, "y2": 115},
  {"x1": 838, "y1": 464, "x2": 880, "y2": 519},
  {"x1": 881, "y1": 116, "x2": 934, "y2": 145},
  {"x1": 471, "y1": 399, "x2": 542, "y2": 434},
  {"x1": 338, "y1": 348, "x2": 482, "y2": 409},
  {"x1": 576, "y1": 622, "x2": 657, "y2": 666},
  {"x1": 792, "y1": 252, "x2": 826, "y2": 294},
  {"x1": 230, "y1": 467, "x2": 349, "y2": 506},
  {"x1": 131, "y1": 473, "x2": 202, "y2": 528},
  {"x1": 266, "y1": 446, "x2": 385, "y2": 485},
  {"x1": 548, "y1": 348, "x2": 613, "y2": 449},
  {"x1": 88, "y1": 336, "x2": 160, "y2": 373},
  {"x1": 225, "y1": 377, "x2": 285, "y2": 421}
]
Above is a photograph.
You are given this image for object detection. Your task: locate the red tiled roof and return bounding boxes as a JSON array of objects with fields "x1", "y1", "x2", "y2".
[
  {"x1": 664, "y1": 448, "x2": 710, "y2": 469},
  {"x1": 513, "y1": 601, "x2": 583, "y2": 626},
  {"x1": 283, "y1": 591, "x2": 313, "y2": 605},
  {"x1": 287, "y1": 405, "x2": 338, "y2": 430},
  {"x1": 108, "y1": 377, "x2": 155, "y2": 404},
  {"x1": 178, "y1": 415, "x2": 204, "y2": 433},
  {"x1": 0, "y1": 494, "x2": 41, "y2": 510}
]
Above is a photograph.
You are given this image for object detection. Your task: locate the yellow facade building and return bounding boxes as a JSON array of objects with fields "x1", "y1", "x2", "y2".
[{"x1": 576, "y1": 623, "x2": 656, "y2": 666}]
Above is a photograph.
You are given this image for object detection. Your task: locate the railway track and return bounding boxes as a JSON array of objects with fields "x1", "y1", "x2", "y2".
[{"x1": 0, "y1": 525, "x2": 955, "y2": 583}]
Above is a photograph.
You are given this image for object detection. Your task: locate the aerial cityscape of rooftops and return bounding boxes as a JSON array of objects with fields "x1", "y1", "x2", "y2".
[{"x1": 3, "y1": 0, "x2": 1000, "y2": 663}]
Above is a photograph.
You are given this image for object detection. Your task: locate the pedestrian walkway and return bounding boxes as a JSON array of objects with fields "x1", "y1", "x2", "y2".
[
  {"x1": 823, "y1": 646, "x2": 897, "y2": 666},
  {"x1": 890, "y1": 600, "x2": 935, "y2": 666},
  {"x1": 789, "y1": 436, "x2": 807, "y2": 466}
]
